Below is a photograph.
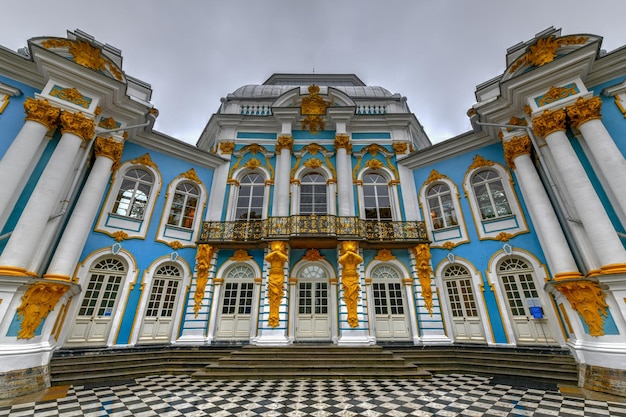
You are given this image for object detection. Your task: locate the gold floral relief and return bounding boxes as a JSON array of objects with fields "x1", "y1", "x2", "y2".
[
  {"x1": 50, "y1": 86, "x2": 92, "y2": 109},
  {"x1": 179, "y1": 168, "x2": 201, "y2": 183},
  {"x1": 509, "y1": 35, "x2": 588, "y2": 74},
  {"x1": 130, "y1": 153, "x2": 158, "y2": 169},
  {"x1": 339, "y1": 241, "x2": 363, "y2": 328},
  {"x1": 334, "y1": 133, "x2": 351, "y2": 151},
  {"x1": 244, "y1": 158, "x2": 261, "y2": 169},
  {"x1": 94, "y1": 137, "x2": 124, "y2": 170},
  {"x1": 366, "y1": 159, "x2": 384, "y2": 170},
  {"x1": 266, "y1": 241, "x2": 288, "y2": 327},
  {"x1": 392, "y1": 142, "x2": 409, "y2": 154},
  {"x1": 219, "y1": 141, "x2": 235, "y2": 154},
  {"x1": 276, "y1": 135, "x2": 293, "y2": 152},
  {"x1": 98, "y1": 117, "x2": 119, "y2": 129},
  {"x1": 17, "y1": 282, "x2": 70, "y2": 339},
  {"x1": 467, "y1": 155, "x2": 494, "y2": 171},
  {"x1": 424, "y1": 169, "x2": 450, "y2": 186},
  {"x1": 555, "y1": 280, "x2": 608, "y2": 337},
  {"x1": 303, "y1": 249, "x2": 324, "y2": 261},
  {"x1": 231, "y1": 249, "x2": 252, "y2": 261},
  {"x1": 304, "y1": 158, "x2": 322, "y2": 169},
  {"x1": 374, "y1": 249, "x2": 396, "y2": 261},
  {"x1": 112, "y1": 231, "x2": 128, "y2": 242},
  {"x1": 23, "y1": 98, "x2": 61, "y2": 130}
]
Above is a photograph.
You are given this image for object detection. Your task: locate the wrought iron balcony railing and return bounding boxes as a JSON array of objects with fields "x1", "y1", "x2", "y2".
[{"x1": 199, "y1": 215, "x2": 428, "y2": 246}]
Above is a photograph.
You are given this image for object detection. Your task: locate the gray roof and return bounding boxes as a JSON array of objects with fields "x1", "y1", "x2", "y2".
[{"x1": 227, "y1": 85, "x2": 398, "y2": 100}]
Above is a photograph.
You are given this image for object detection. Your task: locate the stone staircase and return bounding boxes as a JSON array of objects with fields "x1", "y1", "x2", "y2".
[
  {"x1": 191, "y1": 345, "x2": 431, "y2": 380},
  {"x1": 50, "y1": 344, "x2": 579, "y2": 387}
]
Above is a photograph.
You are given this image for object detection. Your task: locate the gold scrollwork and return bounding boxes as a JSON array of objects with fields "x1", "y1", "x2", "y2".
[
  {"x1": 467, "y1": 155, "x2": 494, "y2": 171},
  {"x1": 304, "y1": 158, "x2": 322, "y2": 169},
  {"x1": 276, "y1": 135, "x2": 293, "y2": 153},
  {"x1": 265, "y1": 241, "x2": 288, "y2": 327},
  {"x1": 509, "y1": 36, "x2": 588, "y2": 74},
  {"x1": 60, "y1": 111, "x2": 95, "y2": 141},
  {"x1": 334, "y1": 133, "x2": 352, "y2": 152},
  {"x1": 16, "y1": 282, "x2": 70, "y2": 339},
  {"x1": 23, "y1": 98, "x2": 61, "y2": 130},
  {"x1": 94, "y1": 137, "x2": 124, "y2": 171},
  {"x1": 219, "y1": 141, "x2": 235, "y2": 154},
  {"x1": 303, "y1": 248, "x2": 324, "y2": 261},
  {"x1": 230, "y1": 249, "x2": 252, "y2": 261},
  {"x1": 532, "y1": 108, "x2": 566, "y2": 138},
  {"x1": 374, "y1": 249, "x2": 396, "y2": 261},
  {"x1": 244, "y1": 158, "x2": 261, "y2": 169},
  {"x1": 566, "y1": 96, "x2": 603, "y2": 128},
  {"x1": 535, "y1": 84, "x2": 579, "y2": 107},
  {"x1": 555, "y1": 280, "x2": 608, "y2": 337},
  {"x1": 129, "y1": 153, "x2": 158, "y2": 169},
  {"x1": 424, "y1": 169, "x2": 450, "y2": 186},
  {"x1": 392, "y1": 142, "x2": 409, "y2": 154},
  {"x1": 339, "y1": 241, "x2": 363, "y2": 327},
  {"x1": 50, "y1": 86, "x2": 91, "y2": 109},
  {"x1": 366, "y1": 159, "x2": 384, "y2": 170},
  {"x1": 178, "y1": 168, "x2": 201, "y2": 183},
  {"x1": 98, "y1": 117, "x2": 119, "y2": 129}
]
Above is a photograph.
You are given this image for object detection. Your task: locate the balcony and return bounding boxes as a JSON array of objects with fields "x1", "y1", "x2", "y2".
[{"x1": 199, "y1": 215, "x2": 429, "y2": 249}]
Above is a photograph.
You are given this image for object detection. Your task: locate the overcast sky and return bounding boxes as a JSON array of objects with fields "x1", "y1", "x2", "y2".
[{"x1": 3, "y1": 1, "x2": 626, "y2": 144}]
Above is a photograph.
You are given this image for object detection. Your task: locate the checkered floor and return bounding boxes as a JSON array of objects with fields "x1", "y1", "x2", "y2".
[{"x1": 2, "y1": 374, "x2": 625, "y2": 417}]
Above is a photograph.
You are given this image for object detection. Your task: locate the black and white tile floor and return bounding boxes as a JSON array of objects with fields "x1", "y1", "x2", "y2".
[{"x1": 1, "y1": 373, "x2": 625, "y2": 416}]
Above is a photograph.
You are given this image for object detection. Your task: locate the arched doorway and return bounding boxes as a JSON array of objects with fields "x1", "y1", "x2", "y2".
[
  {"x1": 215, "y1": 264, "x2": 256, "y2": 340},
  {"x1": 371, "y1": 264, "x2": 411, "y2": 341},
  {"x1": 295, "y1": 264, "x2": 331, "y2": 341},
  {"x1": 442, "y1": 264, "x2": 486, "y2": 343}
]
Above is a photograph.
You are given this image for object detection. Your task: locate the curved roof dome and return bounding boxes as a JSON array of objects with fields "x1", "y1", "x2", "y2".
[{"x1": 228, "y1": 84, "x2": 398, "y2": 100}]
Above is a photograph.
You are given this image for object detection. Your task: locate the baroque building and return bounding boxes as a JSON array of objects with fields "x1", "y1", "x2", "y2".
[{"x1": 1, "y1": 27, "x2": 625, "y2": 398}]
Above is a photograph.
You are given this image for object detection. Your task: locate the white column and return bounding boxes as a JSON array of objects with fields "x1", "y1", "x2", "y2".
[
  {"x1": 335, "y1": 134, "x2": 353, "y2": 217},
  {"x1": 503, "y1": 135, "x2": 581, "y2": 279},
  {"x1": 44, "y1": 137, "x2": 123, "y2": 280},
  {"x1": 567, "y1": 97, "x2": 626, "y2": 222},
  {"x1": 534, "y1": 110, "x2": 626, "y2": 270},
  {"x1": 274, "y1": 135, "x2": 293, "y2": 217},
  {"x1": 0, "y1": 98, "x2": 60, "y2": 230},
  {"x1": 0, "y1": 112, "x2": 94, "y2": 276}
]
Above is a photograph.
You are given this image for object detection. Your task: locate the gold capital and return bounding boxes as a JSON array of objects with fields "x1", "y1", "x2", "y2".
[
  {"x1": 94, "y1": 137, "x2": 124, "y2": 170},
  {"x1": 276, "y1": 135, "x2": 293, "y2": 153},
  {"x1": 334, "y1": 134, "x2": 352, "y2": 152},
  {"x1": 339, "y1": 241, "x2": 363, "y2": 327},
  {"x1": 502, "y1": 135, "x2": 532, "y2": 169},
  {"x1": 17, "y1": 282, "x2": 69, "y2": 339},
  {"x1": 23, "y1": 98, "x2": 60, "y2": 130},
  {"x1": 566, "y1": 96, "x2": 602, "y2": 128},
  {"x1": 392, "y1": 142, "x2": 409, "y2": 154},
  {"x1": 555, "y1": 280, "x2": 608, "y2": 337},
  {"x1": 532, "y1": 108, "x2": 566, "y2": 138},
  {"x1": 219, "y1": 141, "x2": 234, "y2": 154},
  {"x1": 60, "y1": 111, "x2": 95, "y2": 141}
]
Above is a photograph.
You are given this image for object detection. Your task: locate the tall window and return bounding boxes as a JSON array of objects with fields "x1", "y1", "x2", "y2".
[
  {"x1": 222, "y1": 265, "x2": 255, "y2": 315},
  {"x1": 167, "y1": 182, "x2": 199, "y2": 229},
  {"x1": 235, "y1": 173, "x2": 265, "y2": 220},
  {"x1": 426, "y1": 183, "x2": 457, "y2": 229},
  {"x1": 300, "y1": 172, "x2": 327, "y2": 215},
  {"x1": 112, "y1": 168, "x2": 153, "y2": 219},
  {"x1": 371, "y1": 265, "x2": 404, "y2": 315},
  {"x1": 471, "y1": 169, "x2": 512, "y2": 220},
  {"x1": 363, "y1": 173, "x2": 392, "y2": 220}
]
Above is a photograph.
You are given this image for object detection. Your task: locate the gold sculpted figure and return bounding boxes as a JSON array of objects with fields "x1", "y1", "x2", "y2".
[
  {"x1": 265, "y1": 241, "x2": 288, "y2": 327},
  {"x1": 17, "y1": 282, "x2": 69, "y2": 339},
  {"x1": 338, "y1": 241, "x2": 363, "y2": 327}
]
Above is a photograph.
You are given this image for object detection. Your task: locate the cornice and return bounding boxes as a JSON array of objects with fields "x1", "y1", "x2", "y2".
[{"x1": 0, "y1": 45, "x2": 43, "y2": 88}]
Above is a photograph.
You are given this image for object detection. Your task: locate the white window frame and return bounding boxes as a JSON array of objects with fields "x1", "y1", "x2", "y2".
[
  {"x1": 226, "y1": 167, "x2": 271, "y2": 221},
  {"x1": 356, "y1": 167, "x2": 401, "y2": 221},
  {"x1": 95, "y1": 159, "x2": 162, "y2": 239},
  {"x1": 463, "y1": 162, "x2": 528, "y2": 240},
  {"x1": 419, "y1": 174, "x2": 468, "y2": 248},
  {"x1": 156, "y1": 174, "x2": 207, "y2": 248},
  {"x1": 291, "y1": 164, "x2": 336, "y2": 216}
]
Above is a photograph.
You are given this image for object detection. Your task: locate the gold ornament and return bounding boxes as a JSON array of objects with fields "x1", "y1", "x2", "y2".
[
  {"x1": 424, "y1": 169, "x2": 450, "y2": 185},
  {"x1": 98, "y1": 117, "x2": 119, "y2": 129},
  {"x1": 300, "y1": 84, "x2": 329, "y2": 134},
  {"x1": 244, "y1": 158, "x2": 261, "y2": 169},
  {"x1": 230, "y1": 249, "x2": 252, "y2": 261},
  {"x1": 392, "y1": 142, "x2": 409, "y2": 154},
  {"x1": 194, "y1": 244, "x2": 216, "y2": 317},
  {"x1": 219, "y1": 141, "x2": 235, "y2": 154},
  {"x1": 112, "y1": 231, "x2": 128, "y2": 242},
  {"x1": 495, "y1": 232, "x2": 513, "y2": 242},
  {"x1": 276, "y1": 135, "x2": 293, "y2": 152},
  {"x1": 23, "y1": 98, "x2": 60, "y2": 130},
  {"x1": 555, "y1": 280, "x2": 608, "y2": 336},
  {"x1": 536, "y1": 85, "x2": 579, "y2": 107},
  {"x1": 509, "y1": 35, "x2": 588, "y2": 74},
  {"x1": 50, "y1": 86, "x2": 91, "y2": 109},
  {"x1": 412, "y1": 244, "x2": 434, "y2": 316},
  {"x1": 468, "y1": 155, "x2": 494, "y2": 171},
  {"x1": 339, "y1": 241, "x2": 363, "y2": 327},
  {"x1": 334, "y1": 134, "x2": 352, "y2": 152},
  {"x1": 366, "y1": 159, "x2": 384, "y2": 170},
  {"x1": 303, "y1": 249, "x2": 324, "y2": 261},
  {"x1": 265, "y1": 241, "x2": 288, "y2": 327},
  {"x1": 179, "y1": 168, "x2": 201, "y2": 183},
  {"x1": 374, "y1": 249, "x2": 396, "y2": 261},
  {"x1": 304, "y1": 158, "x2": 322, "y2": 169},
  {"x1": 94, "y1": 137, "x2": 124, "y2": 170},
  {"x1": 130, "y1": 153, "x2": 158, "y2": 169},
  {"x1": 16, "y1": 282, "x2": 69, "y2": 339}
]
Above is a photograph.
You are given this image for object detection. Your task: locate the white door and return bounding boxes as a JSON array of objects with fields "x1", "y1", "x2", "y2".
[
  {"x1": 138, "y1": 264, "x2": 182, "y2": 343},
  {"x1": 498, "y1": 258, "x2": 556, "y2": 345},
  {"x1": 443, "y1": 265, "x2": 486, "y2": 343},
  {"x1": 371, "y1": 265, "x2": 410, "y2": 340},
  {"x1": 296, "y1": 281, "x2": 330, "y2": 340},
  {"x1": 66, "y1": 258, "x2": 125, "y2": 346},
  {"x1": 216, "y1": 265, "x2": 255, "y2": 340}
]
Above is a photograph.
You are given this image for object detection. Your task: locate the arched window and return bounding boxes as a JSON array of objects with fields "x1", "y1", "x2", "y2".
[
  {"x1": 112, "y1": 168, "x2": 153, "y2": 219},
  {"x1": 371, "y1": 265, "x2": 403, "y2": 315},
  {"x1": 443, "y1": 264, "x2": 478, "y2": 318},
  {"x1": 426, "y1": 182, "x2": 457, "y2": 230},
  {"x1": 167, "y1": 182, "x2": 200, "y2": 229},
  {"x1": 235, "y1": 173, "x2": 265, "y2": 220},
  {"x1": 497, "y1": 258, "x2": 538, "y2": 317},
  {"x1": 363, "y1": 173, "x2": 392, "y2": 221},
  {"x1": 471, "y1": 169, "x2": 512, "y2": 220},
  {"x1": 300, "y1": 172, "x2": 327, "y2": 215}
]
